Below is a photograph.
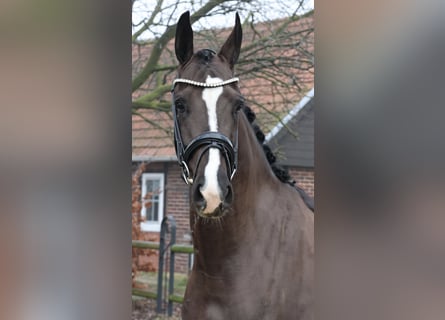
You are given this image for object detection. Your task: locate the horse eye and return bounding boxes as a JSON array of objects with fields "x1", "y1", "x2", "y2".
[{"x1": 175, "y1": 99, "x2": 187, "y2": 113}]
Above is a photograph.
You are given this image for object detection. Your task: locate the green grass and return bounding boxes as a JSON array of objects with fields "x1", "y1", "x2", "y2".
[{"x1": 134, "y1": 271, "x2": 188, "y2": 297}]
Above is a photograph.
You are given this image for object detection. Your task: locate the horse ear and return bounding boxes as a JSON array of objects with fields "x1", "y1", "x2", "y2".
[
  {"x1": 218, "y1": 13, "x2": 242, "y2": 69},
  {"x1": 175, "y1": 11, "x2": 194, "y2": 65}
]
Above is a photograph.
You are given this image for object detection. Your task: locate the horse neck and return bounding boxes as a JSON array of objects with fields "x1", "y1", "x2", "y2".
[
  {"x1": 233, "y1": 113, "x2": 276, "y2": 201},
  {"x1": 191, "y1": 113, "x2": 278, "y2": 275}
]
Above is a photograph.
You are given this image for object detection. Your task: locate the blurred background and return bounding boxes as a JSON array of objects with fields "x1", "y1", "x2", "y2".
[
  {"x1": 317, "y1": 1, "x2": 445, "y2": 319},
  {"x1": 0, "y1": 1, "x2": 131, "y2": 319}
]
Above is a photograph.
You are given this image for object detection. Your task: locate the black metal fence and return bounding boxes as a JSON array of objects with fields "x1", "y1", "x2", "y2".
[{"x1": 132, "y1": 216, "x2": 193, "y2": 316}]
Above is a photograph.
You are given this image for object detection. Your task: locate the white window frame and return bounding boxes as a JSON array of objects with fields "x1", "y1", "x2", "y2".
[{"x1": 140, "y1": 173, "x2": 165, "y2": 232}]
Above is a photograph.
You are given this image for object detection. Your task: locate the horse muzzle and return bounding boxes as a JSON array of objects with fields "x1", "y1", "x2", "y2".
[{"x1": 192, "y1": 174, "x2": 233, "y2": 218}]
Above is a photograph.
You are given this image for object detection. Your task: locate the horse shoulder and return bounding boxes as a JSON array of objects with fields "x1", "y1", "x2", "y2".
[{"x1": 247, "y1": 182, "x2": 313, "y2": 317}]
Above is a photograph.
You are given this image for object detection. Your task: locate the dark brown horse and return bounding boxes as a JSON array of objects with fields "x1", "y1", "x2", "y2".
[{"x1": 172, "y1": 11, "x2": 314, "y2": 320}]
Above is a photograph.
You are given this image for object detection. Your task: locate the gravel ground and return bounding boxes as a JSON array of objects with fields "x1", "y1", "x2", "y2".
[{"x1": 132, "y1": 298, "x2": 181, "y2": 320}]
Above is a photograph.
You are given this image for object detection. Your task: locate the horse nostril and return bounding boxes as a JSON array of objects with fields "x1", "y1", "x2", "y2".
[
  {"x1": 193, "y1": 185, "x2": 207, "y2": 210},
  {"x1": 224, "y1": 185, "x2": 233, "y2": 204}
]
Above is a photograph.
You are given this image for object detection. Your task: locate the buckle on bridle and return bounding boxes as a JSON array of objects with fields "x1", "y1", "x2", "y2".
[
  {"x1": 180, "y1": 161, "x2": 194, "y2": 185},
  {"x1": 230, "y1": 166, "x2": 237, "y2": 180}
]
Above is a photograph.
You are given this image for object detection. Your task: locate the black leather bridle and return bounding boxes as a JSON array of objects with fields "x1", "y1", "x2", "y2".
[{"x1": 171, "y1": 77, "x2": 240, "y2": 185}]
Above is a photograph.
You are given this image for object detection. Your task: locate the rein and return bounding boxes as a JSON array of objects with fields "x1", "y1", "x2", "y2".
[{"x1": 171, "y1": 77, "x2": 240, "y2": 185}]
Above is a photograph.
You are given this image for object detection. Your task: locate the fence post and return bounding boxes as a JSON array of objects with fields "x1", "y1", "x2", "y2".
[
  {"x1": 156, "y1": 215, "x2": 177, "y2": 314},
  {"x1": 167, "y1": 217, "x2": 176, "y2": 316},
  {"x1": 156, "y1": 217, "x2": 167, "y2": 313}
]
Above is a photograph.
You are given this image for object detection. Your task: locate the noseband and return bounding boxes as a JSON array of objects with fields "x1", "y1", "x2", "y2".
[{"x1": 171, "y1": 77, "x2": 239, "y2": 185}]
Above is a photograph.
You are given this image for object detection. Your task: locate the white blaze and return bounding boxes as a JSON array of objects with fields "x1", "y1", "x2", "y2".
[{"x1": 200, "y1": 76, "x2": 224, "y2": 213}]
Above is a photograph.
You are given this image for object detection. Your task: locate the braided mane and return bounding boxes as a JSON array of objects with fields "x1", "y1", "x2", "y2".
[{"x1": 242, "y1": 105, "x2": 314, "y2": 211}]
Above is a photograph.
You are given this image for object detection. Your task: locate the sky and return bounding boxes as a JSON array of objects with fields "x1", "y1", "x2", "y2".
[{"x1": 133, "y1": 0, "x2": 314, "y2": 40}]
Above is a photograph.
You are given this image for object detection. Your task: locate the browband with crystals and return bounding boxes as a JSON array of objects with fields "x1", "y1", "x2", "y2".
[{"x1": 172, "y1": 77, "x2": 239, "y2": 89}]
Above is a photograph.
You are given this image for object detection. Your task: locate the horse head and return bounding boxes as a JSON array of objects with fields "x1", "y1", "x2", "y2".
[{"x1": 172, "y1": 11, "x2": 243, "y2": 218}]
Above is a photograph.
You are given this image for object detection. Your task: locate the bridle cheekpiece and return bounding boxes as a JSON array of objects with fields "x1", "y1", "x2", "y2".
[{"x1": 171, "y1": 77, "x2": 240, "y2": 185}]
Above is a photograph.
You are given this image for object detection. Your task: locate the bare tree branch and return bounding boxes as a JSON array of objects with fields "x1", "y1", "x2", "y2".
[
  {"x1": 132, "y1": 0, "x2": 229, "y2": 92},
  {"x1": 132, "y1": 0, "x2": 164, "y2": 42},
  {"x1": 132, "y1": 1, "x2": 314, "y2": 137}
]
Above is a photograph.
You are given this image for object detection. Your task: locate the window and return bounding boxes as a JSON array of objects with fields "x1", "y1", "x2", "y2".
[{"x1": 140, "y1": 173, "x2": 165, "y2": 232}]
